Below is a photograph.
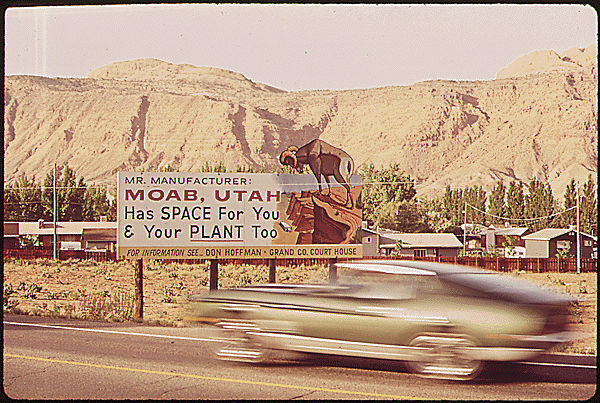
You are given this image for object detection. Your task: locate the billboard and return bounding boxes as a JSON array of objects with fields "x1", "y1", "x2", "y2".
[{"x1": 117, "y1": 172, "x2": 362, "y2": 259}]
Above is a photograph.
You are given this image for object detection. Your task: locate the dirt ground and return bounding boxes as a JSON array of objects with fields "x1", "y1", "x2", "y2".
[{"x1": 3, "y1": 258, "x2": 596, "y2": 355}]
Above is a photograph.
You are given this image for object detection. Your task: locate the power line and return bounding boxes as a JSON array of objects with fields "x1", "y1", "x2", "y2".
[{"x1": 465, "y1": 202, "x2": 576, "y2": 223}]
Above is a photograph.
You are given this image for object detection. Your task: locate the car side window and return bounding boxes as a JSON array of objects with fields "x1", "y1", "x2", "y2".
[{"x1": 351, "y1": 283, "x2": 417, "y2": 300}]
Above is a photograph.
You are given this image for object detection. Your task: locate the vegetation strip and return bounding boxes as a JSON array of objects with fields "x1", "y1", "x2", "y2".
[{"x1": 4, "y1": 353, "x2": 420, "y2": 399}]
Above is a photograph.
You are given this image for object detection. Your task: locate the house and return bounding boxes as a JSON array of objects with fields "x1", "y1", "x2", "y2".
[
  {"x1": 15, "y1": 220, "x2": 117, "y2": 251},
  {"x1": 460, "y1": 223, "x2": 529, "y2": 257},
  {"x1": 378, "y1": 231, "x2": 463, "y2": 257},
  {"x1": 482, "y1": 226, "x2": 529, "y2": 258},
  {"x1": 82, "y1": 228, "x2": 117, "y2": 252},
  {"x1": 522, "y1": 228, "x2": 597, "y2": 258},
  {"x1": 459, "y1": 223, "x2": 488, "y2": 254}
]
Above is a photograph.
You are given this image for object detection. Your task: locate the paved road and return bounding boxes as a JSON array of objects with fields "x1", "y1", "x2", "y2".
[{"x1": 3, "y1": 314, "x2": 596, "y2": 400}]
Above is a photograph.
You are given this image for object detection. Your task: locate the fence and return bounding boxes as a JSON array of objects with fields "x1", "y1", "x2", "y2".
[
  {"x1": 353, "y1": 255, "x2": 598, "y2": 273},
  {"x1": 3, "y1": 249, "x2": 117, "y2": 262},
  {"x1": 3, "y1": 248, "x2": 597, "y2": 272}
]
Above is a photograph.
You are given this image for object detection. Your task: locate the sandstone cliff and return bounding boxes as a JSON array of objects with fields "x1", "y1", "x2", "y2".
[{"x1": 4, "y1": 46, "x2": 597, "y2": 198}]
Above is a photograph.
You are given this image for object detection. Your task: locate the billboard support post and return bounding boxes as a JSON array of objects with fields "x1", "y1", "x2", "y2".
[
  {"x1": 269, "y1": 259, "x2": 276, "y2": 283},
  {"x1": 134, "y1": 259, "x2": 143, "y2": 321},
  {"x1": 329, "y1": 258, "x2": 338, "y2": 284},
  {"x1": 210, "y1": 259, "x2": 219, "y2": 291}
]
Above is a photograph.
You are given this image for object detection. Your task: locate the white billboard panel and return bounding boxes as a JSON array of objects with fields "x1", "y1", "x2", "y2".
[{"x1": 117, "y1": 172, "x2": 362, "y2": 259}]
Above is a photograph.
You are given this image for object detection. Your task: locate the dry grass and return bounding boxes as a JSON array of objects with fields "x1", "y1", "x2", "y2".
[{"x1": 3, "y1": 258, "x2": 595, "y2": 355}]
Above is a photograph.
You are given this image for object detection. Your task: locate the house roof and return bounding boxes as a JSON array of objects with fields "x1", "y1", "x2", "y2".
[
  {"x1": 18, "y1": 221, "x2": 117, "y2": 236},
  {"x1": 82, "y1": 228, "x2": 117, "y2": 242},
  {"x1": 460, "y1": 224, "x2": 528, "y2": 236},
  {"x1": 490, "y1": 227, "x2": 529, "y2": 236},
  {"x1": 459, "y1": 223, "x2": 488, "y2": 235},
  {"x1": 361, "y1": 227, "x2": 379, "y2": 236},
  {"x1": 522, "y1": 228, "x2": 597, "y2": 241},
  {"x1": 379, "y1": 233, "x2": 463, "y2": 248}
]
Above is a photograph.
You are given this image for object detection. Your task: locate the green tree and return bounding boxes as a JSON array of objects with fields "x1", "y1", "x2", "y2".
[
  {"x1": 41, "y1": 170, "x2": 55, "y2": 221},
  {"x1": 201, "y1": 161, "x2": 226, "y2": 173},
  {"x1": 83, "y1": 184, "x2": 113, "y2": 221},
  {"x1": 580, "y1": 175, "x2": 597, "y2": 235},
  {"x1": 421, "y1": 197, "x2": 452, "y2": 233},
  {"x1": 376, "y1": 163, "x2": 417, "y2": 204},
  {"x1": 358, "y1": 164, "x2": 377, "y2": 224},
  {"x1": 442, "y1": 185, "x2": 464, "y2": 226},
  {"x1": 560, "y1": 178, "x2": 577, "y2": 227},
  {"x1": 71, "y1": 176, "x2": 87, "y2": 221},
  {"x1": 373, "y1": 200, "x2": 431, "y2": 232},
  {"x1": 158, "y1": 164, "x2": 176, "y2": 172},
  {"x1": 525, "y1": 178, "x2": 555, "y2": 232},
  {"x1": 488, "y1": 180, "x2": 506, "y2": 225},
  {"x1": 506, "y1": 180, "x2": 525, "y2": 223},
  {"x1": 41, "y1": 164, "x2": 88, "y2": 221},
  {"x1": 359, "y1": 163, "x2": 416, "y2": 226},
  {"x1": 464, "y1": 185, "x2": 487, "y2": 225},
  {"x1": 56, "y1": 165, "x2": 78, "y2": 221},
  {"x1": 3, "y1": 183, "x2": 19, "y2": 221},
  {"x1": 16, "y1": 173, "x2": 44, "y2": 221},
  {"x1": 3, "y1": 173, "x2": 44, "y2": 221}
]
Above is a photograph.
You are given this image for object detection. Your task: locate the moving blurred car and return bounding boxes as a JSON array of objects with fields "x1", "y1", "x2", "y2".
[{"x1": 187, "y1": 260, "x2": 577, "y2": 380}]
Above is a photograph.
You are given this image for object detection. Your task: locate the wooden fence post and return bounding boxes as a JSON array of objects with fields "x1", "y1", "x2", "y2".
[
  {"x1": 210, "y1": 259, "x2": 219, "y2": 291},
  {"x1": 134, "y1": 259, "x2": 143, "y2": 322},
  {"x1": 269, "y1": 259, "x2": 277, "y2": 283}
]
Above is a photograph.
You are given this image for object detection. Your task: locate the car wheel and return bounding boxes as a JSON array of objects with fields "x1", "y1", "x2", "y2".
[
  {"x1": 405, "y1": 334, "x2": 483, "y2": 380},
  {"x1": 212, "y1": 328, "x2": 271, "y2": 363}
]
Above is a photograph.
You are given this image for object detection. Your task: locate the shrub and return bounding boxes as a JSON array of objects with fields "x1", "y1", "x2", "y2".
[
  {"x1": 23, "y1": 283, "x2": 42, "y2": 299},
  {"x1": 3, "y1": 283, "x2": 19, "y2": 311},
  {"x1": 80, "y1": 290, "x2": 134, "y2": 321}
]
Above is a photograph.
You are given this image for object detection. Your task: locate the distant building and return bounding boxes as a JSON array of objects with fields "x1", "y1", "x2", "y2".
[
  {"x1": 361, "y1": 225, "x2": 381, "y2": 257},
  {"x1": 3, "y1": 222, "x2": 20, "y2": 249},
  {"x1": 459, "y1": 223, "x2": 488, "y2": 254},
  {"x1": 460, "y1": 224, "x2": 529, "y2": 257},
  {"x1": 10, "y1": 221, "x2": 117, "y2": 251},
  {"x1": 483, "y1": 226, "x2": 529, "y2": 257},
  {"x1": 378, "y1": 231, "x2": 463, "y2": 257},
  {"x1": 82, "y1": 228, "x2": 117, "y2": 252},
  {"x1": 522, "y1": 228, "x2": 596, "y2": 258}
]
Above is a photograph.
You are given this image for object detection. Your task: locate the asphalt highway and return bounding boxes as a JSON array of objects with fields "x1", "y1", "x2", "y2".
[{"x1": 3, "y1": 313, "x2": 596, "y2": 400}]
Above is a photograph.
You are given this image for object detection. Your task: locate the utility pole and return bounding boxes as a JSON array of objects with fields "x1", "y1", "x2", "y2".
[
  {"x1": 463, "y1": 201, "x2": 467, "y2": 255},
  {"x1": 576, "y1": 185, "x2": 581, "y2": 274},
  {"x1": 134, "y1": 259, "x2": 143, "y2": 321},
  {"x1": 53, "y1": 163, "x2": 57, "y2": 260}
]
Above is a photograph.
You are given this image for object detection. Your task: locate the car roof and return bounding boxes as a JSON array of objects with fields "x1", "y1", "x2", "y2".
[
  {"x1": 339, "y1": 260, "x2": 574, "y2": 304},
  {"x1": 336, "y1": 260, "x2": 488, "y2": 276},
  {"x1": 335, "y1": 262, "x2": 437, "y2": 276}
]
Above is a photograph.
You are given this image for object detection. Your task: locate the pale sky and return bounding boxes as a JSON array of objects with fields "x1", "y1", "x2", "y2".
[{"x1": 4, "y1": 4, "x2": 598, "y2": 91}]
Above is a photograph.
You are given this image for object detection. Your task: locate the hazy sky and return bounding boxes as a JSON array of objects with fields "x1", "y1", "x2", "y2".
[{"x1": 4, "y1": 4, "x2": 597, "y2": 91}]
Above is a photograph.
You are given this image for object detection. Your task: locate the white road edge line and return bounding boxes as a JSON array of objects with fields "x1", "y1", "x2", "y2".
[
  {"x1": 3, "y1": 321, "x2": 222, "y2": 343},
  {"x1": 517, "y1": 361, "x2": 596, "y2": 369},
  {"x1": 5, "y1": 321, "x2": 597, "y2": 369}
]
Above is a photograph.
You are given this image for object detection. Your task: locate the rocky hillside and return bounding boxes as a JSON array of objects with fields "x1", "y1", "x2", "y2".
[{"x1": 4, "y1": 44, "x2": 597, "y2": 198}]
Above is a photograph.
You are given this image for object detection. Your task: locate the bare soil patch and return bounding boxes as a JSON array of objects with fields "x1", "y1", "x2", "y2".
[{"x1": 3, "y1": 258, "x2": 595, "y2": 355}]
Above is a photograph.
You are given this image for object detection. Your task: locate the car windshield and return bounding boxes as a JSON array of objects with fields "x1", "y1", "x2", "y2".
[{"x1": 338, "y1": 267, "x2": 443, "y2": 298}]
